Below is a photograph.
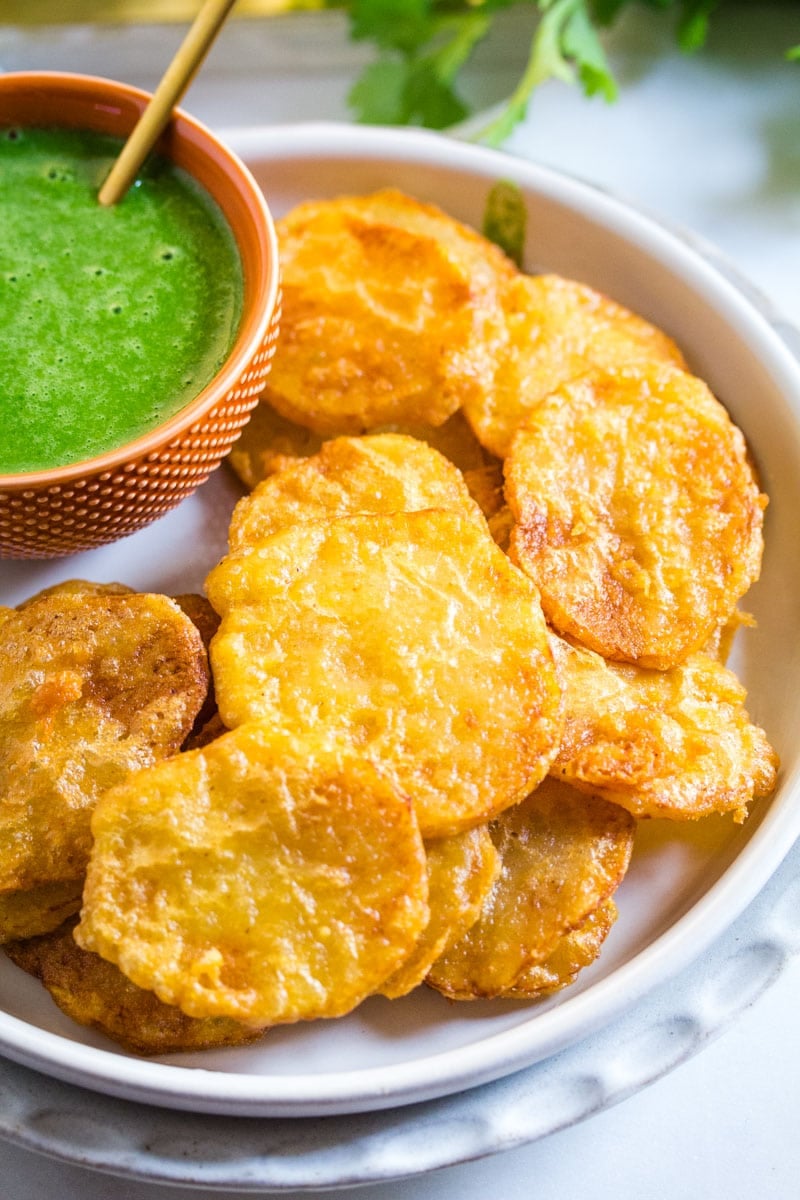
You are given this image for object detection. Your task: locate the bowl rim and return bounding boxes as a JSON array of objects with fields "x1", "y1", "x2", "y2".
[{"x1": 0, "y1": 70, "x2": 280, "y2": 490}]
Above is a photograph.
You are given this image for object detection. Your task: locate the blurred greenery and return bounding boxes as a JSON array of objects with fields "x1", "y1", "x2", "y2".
[{"x1": 3, "y1": 1, "x2": 798, "y2": 143}]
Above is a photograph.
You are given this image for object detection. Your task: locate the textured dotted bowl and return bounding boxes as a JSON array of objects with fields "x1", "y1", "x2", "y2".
[{"x1": 0, "y1": 72, "x2": 281, "y2": 558}]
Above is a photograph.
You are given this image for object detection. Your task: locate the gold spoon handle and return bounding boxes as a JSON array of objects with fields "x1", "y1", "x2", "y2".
[{"x1": 98, "y1": 0, "x2": 238, "y2": 207}]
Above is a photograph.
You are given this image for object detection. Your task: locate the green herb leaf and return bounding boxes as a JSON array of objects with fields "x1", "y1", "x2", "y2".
[
  {"x1": 483, "y1": 180, "x2": 527, "y2": 266},
  {"x1": 474, "y1": 0, "x2": 616, "y2": 146}
]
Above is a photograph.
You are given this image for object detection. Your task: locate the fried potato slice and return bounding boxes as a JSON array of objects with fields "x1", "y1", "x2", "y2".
[
  {"x1": 0, "y1": 593, "x2": 209, "y2": 893},
  {"x1": 506, "y1": 364, "x2": 767, "y2": 668},
  {"x1": 463, "y1": 273, "x2": 686, "y2": 458},
  {"x1": 227, "y1": 433, "x2": 487, "y2": 552},
  {"x1": 549, "y1": 635, "x2": 778, "y2": 821},
  {"x1": 380, "y1": 826, "x2": 499, "y2": 999},
  {"x1": 15, "y1": 579, "x2": 134, "y2": 607},
  {"x1": 228, "y1": 395, "x2": 327, "y2": 489},
  {"x1": 76, "y1": 723, "x2": 428, "y2": 1025},
  {"x1": 266, "y1": 189, "x2": 512, "y2": 436},
  {"x1": 207, "y1": 510, "x2": 563, "y2": 837},
  {"x1": 374, "y1": 411, "x2": 493, "y2": 477},
  {"x1": 0, "y1": 879, "x2": 83, "y2": 943},
  {"x1": 171, "y1": 592, "x2": 221, "y2": 741},
  {"x1": 501, "y1": 900, "x2": 618, "y2": 1000},
  {"x1": 227, "y1": 401, "x2": 490, "y2": 493},
  {"x1": 5, "y1": 919, "x2": 263, "y2": 1055},
  {"x1": 425, "y1": 778, "x2": 634, "y2": 999}
]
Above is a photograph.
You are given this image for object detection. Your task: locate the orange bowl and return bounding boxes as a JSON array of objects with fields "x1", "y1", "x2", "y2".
[{"x1": 0, "y1": 71, "x2": 281, "y2": 559}]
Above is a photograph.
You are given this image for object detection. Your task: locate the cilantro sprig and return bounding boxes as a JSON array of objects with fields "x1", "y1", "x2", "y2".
[{"x1": 331, "y1": 0, "x2": 798, "y2": 142}]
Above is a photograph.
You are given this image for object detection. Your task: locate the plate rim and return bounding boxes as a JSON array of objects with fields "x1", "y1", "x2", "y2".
[{"x1": 1, "y1": 120, "x2": 799, "y2": 1122}]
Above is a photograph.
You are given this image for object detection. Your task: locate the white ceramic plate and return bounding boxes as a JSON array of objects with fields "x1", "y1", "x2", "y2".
[{"x1": 1, "y1": 123, "x2": 799, "y2": 1121}]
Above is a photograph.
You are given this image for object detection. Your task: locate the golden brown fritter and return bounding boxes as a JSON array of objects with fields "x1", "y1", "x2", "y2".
[
  {"x1": 381, "y1": 825, "x2": 499, "y2": 999},
  {"x1": 76, "y1": 723, "x2": 428, "y2": 1025},
  {"x1": 505, "y1": 364, "x2": 766, "y2": 668},
  {"x1": 227, "y1": 432, "x2": 487, "y2": 552},
  {"x1": 0, "y1": 879, "x2": 83, "y2": 943},
  {"x1": 227, "y1": 401, "x2": 490, "y2": 493},
  {"x1": 227, "y1": 396, "x2": 327, "y2": 490},
  {"x1": 207, "y1": 510, "x2": 563, "y2": 837},
  {"x1": 549, "y1": 634, "x2": 778, "y2": 821},
  {"x1": 426, "y1": 779, "x2": 635, "y2": 999},
  {"x1": 266, "y1": 189, "x2": 513, "y2": 436},
  {"x1": 5, "y1": 919, "x2": 264, "y2": 1055},
  {"x1": 464, "y1": 273, "x2": 686, "y2": 458},
  {"x1": 0, "y1": 592, "x2": 209, "y2": 894},
  {"x1": 501, "y1": 900, "x2": 618, "y2": 1000}
]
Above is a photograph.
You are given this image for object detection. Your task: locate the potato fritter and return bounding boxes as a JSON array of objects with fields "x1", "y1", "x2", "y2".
[
  {"x1": 15, "y1": 579, "x2": 134, "y2": 607},
  {"x1": 381, "y1": 825, "x2": 499, "y2": 999},
  {"x1": 266, "y1": 189, "x2": 513, "y2": 436},
  {"x1": 549, "y1": 634, "x2": 778, "y2": 821},
  {"x1": 0, "y1": 593, "x2": 209, "y2": 893},
  {"x1": 506, "y1": 364, "x2": 766, "y2": 668},
  {"x1": 227, "y1": 400, "x2": 490, "y2": 493},
  {"x1": 501, "y1": 900, "x2": 618, "y2": 1000},
  {"x1": 425, "y1": 779, "x2": 635, "y2": 999},
  {"x1": 464, "y1": 273, "x2": 686, "y2": 458},
  {"x1": 5, "y1": 919, "x2": 263, "y2": 1055},
  {"x1": 0, "y1": 879, "x2": 83, "y2": 943},
  {"x1": 227, "y1": 433, "x2": 487, "y2": 552},
  {"x1": 76, "y1": 723, "x2": 428, "y2": 1025},
  {"x1": 228, "y1": 396, "x2": 327, "y2": 490},
  {"x1": 207, "y1": 510, "x2": 563, "y2": 837}
]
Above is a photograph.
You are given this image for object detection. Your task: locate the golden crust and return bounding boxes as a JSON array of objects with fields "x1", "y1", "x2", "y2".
[
  {"x1": 0, "y1": 593, "x2": 209, "y2": 893},
  {"x1": 506, "y1": 364, "x2": 766, "y2": 668},
  {"x1": 0, "y1": 879, "x2": 83, "y2": 943},
  {"x1": 76, "y1": 723, "x2": 428, "y2": 1025},
  {"x1": 227, "y1": 397, "x2": 327, "y2": 490},
  {"x1": 463, "y1": 273, "x2": 686, "y2": 458},
  {"x1": 207, "y1": 510, "x2": 563, "y2": 837},
  {"x1": 5, "y1": 919, "x2": 263, "y2": 1055},
  {"x1": 227, "y1": 433, "x2": 488, "y2": 552},
  {"x1": 425, "y1": 778, "x2": 635, "y2": 999},
  {"x1": 549, "y1": 634, "x2": 778, "y2": 821},
  {"x1": 501, "y1": 900, "x2": 618, "y2": 1000},
  {"x1": 15, "y1": 579, "x2": 135, "y2": 607},
  {"x1": 227, "y1": 401, "x2": 490, "y2": 494},
  {"x1": 267, "y1": 189, "x2": 512, "y2": 436},
  {"x1": 380, "y1": 826, "x2": 500, "y2": 999}
]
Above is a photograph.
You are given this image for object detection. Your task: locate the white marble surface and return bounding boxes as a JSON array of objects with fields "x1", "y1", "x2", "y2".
[{"x1": 1, "y1": 4, "x2": 799, "y2": 1196}]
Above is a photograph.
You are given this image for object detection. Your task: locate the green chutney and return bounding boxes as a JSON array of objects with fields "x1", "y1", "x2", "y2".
[{"x1": 0, "y1": 125, "x2": 244, "y2": 474}]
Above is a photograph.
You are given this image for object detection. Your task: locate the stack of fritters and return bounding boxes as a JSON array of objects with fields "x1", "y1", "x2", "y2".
[{"x1": 2, "y1": 188, "x2": 778, "y2": 1052}]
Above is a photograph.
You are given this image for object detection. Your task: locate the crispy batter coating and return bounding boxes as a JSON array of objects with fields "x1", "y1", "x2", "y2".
[
  {"x1": 76, "y1": 724, "x2": 428, "y2": 1025},
  {"x1": 381, "y1": 826, "x2": 499, "y2": 999},
  {"x1": 267, "y1": 189, "x2": 513, "y2": 436},
  {"x1": 227, "y1": 433, "x2": 487, "y2": 552},
  {"x1": 506, "y1": 364, "x2": 766, "y2": 668},
  {"x1": 228, "y1": 396, "x2": 327, "y2": 490},
  {"x1": 501, "y1": 900, "x2": 618, "y2": 1000},
  {"x1": 464, "y1": 273, "x2": 686, "y2": 457},
  {"x1": 549, "y1": 634, "x2": 778, "y2": 821},
  {"x1": 171, "y1": 592, "x2": 221, "y2": 741},
  {"x1": 5, "y1": 919, "x2": 263, "y2": 1055},
  {"x1": 207, "y1": 510, "x2": 563, "y2": 837},
  {"x1": 227, "y1": 400, "x2": 490, "y2": 493},
  {"x1": 0, "y1": 879, "x2": 83, "y2": 943},
  {"x1": 15, "y1": 580, "x2": 134, "y2": 607},
  {"x1": 0, "y1": 593, "x2": 209, "y2": 893},
  {"x1": 374, "y1": 411, "x2": 493, "y2": 476},
  {"x1": 425, "y1": 778, "x2": 634, "y2": 999},
  {"x1": 461, "y1": 460, "x2": 505, "y2": 522}
]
